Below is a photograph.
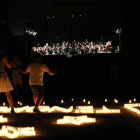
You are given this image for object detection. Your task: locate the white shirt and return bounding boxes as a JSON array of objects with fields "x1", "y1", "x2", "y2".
[{"x1": 25, "y1": 62, "x2": 50, "y2": 85}]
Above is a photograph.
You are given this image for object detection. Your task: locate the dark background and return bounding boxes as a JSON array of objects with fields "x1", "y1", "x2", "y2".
[{"x1": 0, "y1": 0, "x2": 140, "y2": 103}]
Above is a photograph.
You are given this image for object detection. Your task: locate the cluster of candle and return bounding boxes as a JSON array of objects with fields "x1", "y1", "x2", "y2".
[
  {"x1": 124, "y1": 103, "x2": 140, "y2": 114},
  {"x1": 0, "y1": 106, "x2": 10, "y2": 113},
  {"x1": 0, "y1": 125, "x2": 35, "y2": 139},
  {"x1": 75, "y1": 106, "x2": 94, "y2": 113},
  {"x1": 0, "y1": 116, "x2": 8, "y2": 123},
  {"x1": 0, "y1": 106, "x2": 74, "y2": 113},
  {"x1": 96, "y1": 105, "x2": 120, "y2": 113},
  {"x1": 48, "y1": 106, "x2": 73, "y2": 113},
  {"x1": 57, "y1": 115, "x2": 96, "y2": 125}
]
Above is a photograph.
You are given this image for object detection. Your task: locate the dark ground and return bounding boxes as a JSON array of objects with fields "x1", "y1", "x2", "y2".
[{"x1": 1, "y1": 53, "x2": 140, "y2": 139}]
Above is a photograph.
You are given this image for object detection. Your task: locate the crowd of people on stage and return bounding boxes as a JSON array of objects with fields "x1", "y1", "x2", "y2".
[{"x1": 32, "y1": 39, "x2": 115, "y2": 56}]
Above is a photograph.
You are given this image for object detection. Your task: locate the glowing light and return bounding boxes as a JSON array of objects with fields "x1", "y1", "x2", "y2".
[
  {"x1": 71, "y1": 98, "x2": 74, "y2": 101},
  {"x1": 15, "y1": 106, "x2": 30, "y2": 113},
  {"x1": 0, "y1": 107, "x2": 10, "y2": 113},
  {"x1": 75, "y1": 106, "x2": 94, "y2": 113},
  {"x1": 57, "y1": 115, "x2": 96, "y2": 125},
  {"x1": 0, "y1": 125, "x2": 35, "y2": 139},
  {"x1": 129, "y1": 100, "x2": 131, "y2": 103},
  {"x1": 48, "y1": 106, "x2": 73, "y2": 113},
  {"x1": 20, "y1": 102, "x2": 22, "y2": 106},
  {"x1": 3, "y1": 102, "x2": 5, "y2": 106},
  {"x1": 88, "y1": 101, "x2": 90, "y2": 104},
  {"x1": 124, "y1": 103, "x2": 140, "y2": 114},
  {"x1": 105, "y1": 99, "x2": 107, "y2": 102},
  {"x1": 96, "y1": 105, "x2": 120, "y2": 113},
  {"x1": 134, "y1": 98, "x2": 136, "y2": 102},
  {"x1": 61, "y1": 100, "x2": 64, "y2": 103},
  {"x1": 0, "y1": 116, "x2": 8, "y2": 123},
  {"x1": 17, "y1": 101, "x2": 20, "y2": 105},
  {"x1": 83, "y1": 99, "x2": 86, "y2": 102},
  {"x1": 114, "y1": 99, "x2": 118, "y2": 103},
  {"x1": 43, "y1": 101, "x2": 45, "y2": 105}
]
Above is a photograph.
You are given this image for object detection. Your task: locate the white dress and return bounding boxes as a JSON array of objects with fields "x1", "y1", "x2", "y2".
[{"x1": 0, "y1": 57, "x2": 13, "y2": 92}]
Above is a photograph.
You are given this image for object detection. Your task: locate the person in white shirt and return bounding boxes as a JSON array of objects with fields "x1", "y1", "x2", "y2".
[{"x1": 21, "y1": 52, "x2": 56, "y2": 113}]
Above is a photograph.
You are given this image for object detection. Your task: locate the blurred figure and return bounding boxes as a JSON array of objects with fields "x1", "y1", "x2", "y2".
[
  {"x1": 0, "y1": 48, "x2": 16, "y2": 115},
  {"x1": 10, "y1": 53, "x2": 23, "y2": 102},
  {"x1": 21, "y1": 52, "x2": 56, "y2": 113}
]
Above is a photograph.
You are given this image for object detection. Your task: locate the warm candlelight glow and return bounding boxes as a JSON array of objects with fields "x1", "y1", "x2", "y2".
[
  {"x1": 105, "y1": 99, "x2": 107, "y2": 102},
  {"x1": 57, "y1": 115, "x2": 96, "y2": 125},
  {"x1": 75, "y1": 106, "x2": 94, "y2": 113},
  {"x1": 3, "y1": 102, "x2": 5, "y2": 106},
  {"x1": 0, "y1": 125, "x2": 36, "y2": 139},
  {"x1": 83, "y1": 99, "x2": 86, "y2": 102},
  {"x1": 96, "y1": 105, "x2": 120, "y2": 113},
  {"x1": 0, "y1": 116, "x2": 8, "y2": 123},
  {"x1": 61, "y1": 100, "x2": 64, "y2": 103},
  {"x1": 124, "y1": 103, "x2": 140, "y2": 114}
]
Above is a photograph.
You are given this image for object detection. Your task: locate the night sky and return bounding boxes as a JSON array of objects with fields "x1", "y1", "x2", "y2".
[{"x1": 0, "y1": 0, "x2": 140, "y2": 54}]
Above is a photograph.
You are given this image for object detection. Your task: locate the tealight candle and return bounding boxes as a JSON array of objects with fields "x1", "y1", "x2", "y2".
[
  {"x1": 83, "y1": 99, "x2": 86, "y2": 102},
  {"x1": 20, "y1": 102, "x2": 22, "y2": 106},
  {"x1": 88, "y1": 101, "x2": 90, "y2": 104},
  {"x1": 61, "y1": 100, "x2": 63, "y2": 103},
  {"x1": 134, "y1": 98, "x2": 136, "y2": 102},
  {"x1": 43, "y1": 101, "x2": 45, "y2": 105},
  {"x1": 71, "y1": 98, "x2": 74, "y2": 101},
  {"x1": 129, "y1": 100, "x2": 131, "y2": 103},
  {"x1": 3, "y1": 102, "x2": 5, "y2": 106},
  {"x1": 105, "y1": 99, "x2": 107, "y2": 102}
]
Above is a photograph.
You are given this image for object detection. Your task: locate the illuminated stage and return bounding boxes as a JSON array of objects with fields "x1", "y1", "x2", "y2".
[{"x1": 0, "y1": 98, "x2": 140, "y2": 139}]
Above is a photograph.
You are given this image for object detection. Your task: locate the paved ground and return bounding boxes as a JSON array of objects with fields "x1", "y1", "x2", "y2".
[{"x1": 0, "y1": 99, "x2": 140, "y2": 140}]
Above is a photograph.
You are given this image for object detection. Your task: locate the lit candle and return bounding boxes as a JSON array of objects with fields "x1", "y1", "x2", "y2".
[
  {"x1": 20, "y1": 102, "x2": 22, "y2": 106},
  {"x1": 71, "y1": 98, "x2": 74, "y2": 101},
  {"x1": 3, "y1": 102, "x2": 5, "y2": 106},
  {"x1": 83, "y1": 99, "x2": 86, "y2": 102},
  {"x1": 105, "y1": 99, "x2": 107, "y2": 102},
  {"x1": 43, "y1": 101, "x2": 45, "y2": 105},
  {"x1": 17, "y1": 101, "x2": 20, "y2": 104},
  {"x1": 129, "y1": 100, "x2": 131, "y2": 103},
  {"x1": 88, "y1": 101, "x2": 90, "y2": 104},
  {"x1": 61, "y1": 100, "x2": 63, "y2": 103},
  {"x1": 134, "y1": 98, "x2": 136, "y2": 102}
]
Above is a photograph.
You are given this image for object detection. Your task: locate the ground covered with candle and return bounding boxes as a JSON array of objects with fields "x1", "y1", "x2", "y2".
[{"x1": 0, "y1": 99, "x2": 140, "y2": 140}]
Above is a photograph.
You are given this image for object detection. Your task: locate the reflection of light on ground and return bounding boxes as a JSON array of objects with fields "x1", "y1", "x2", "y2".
[
  {"x1": 57, "y1": 115, "x2": 96, "y2": 125},
  {"x1": 0, "y1": 125, "x2": 35, "y2": 139},
  {"x1": 0, "y1": 116, "x2": 8, "y2": 123},
  {"x1": 124, "y1": 103, "x2": 140, "y2": 114},
  {"x1": 75, "y1": 106, "x2": 94, "y2": 113},
  {"x1": 96, "y1": 105, "x2": 120, "y2": 113}
]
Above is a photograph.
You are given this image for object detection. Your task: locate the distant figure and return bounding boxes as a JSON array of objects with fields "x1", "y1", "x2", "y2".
[
  {"x1": 0, "y1": 48, "x2": 16, "y2": 115},
  {"x1": 10, "y1": 53, "x2": 23, "y2": 102},
  {"x1": 109, "y1": 54, "x2": 119, "y2": 85},
  {"x1": 21, "y1": 52, "x2": 56, "y2": 113}
]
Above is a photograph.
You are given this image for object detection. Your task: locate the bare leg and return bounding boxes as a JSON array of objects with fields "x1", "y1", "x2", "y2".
[
  {"x1": 5, "y1": 91, "x2": 14, "y2": 111},
  {"x1": 33, "y1": 95, "x2": 38, "y2": 104},
  {"x1": 35, "y1": 96, "x2": 44, "y2": 109}
]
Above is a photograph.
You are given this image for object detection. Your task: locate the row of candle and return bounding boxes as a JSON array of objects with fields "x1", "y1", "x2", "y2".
[
  {"x1": 0, "y1": 125, "x2": 35, "y2": 139},
  {"x1": 0, "y1": 105, "x2": 120, "y2": 113}
]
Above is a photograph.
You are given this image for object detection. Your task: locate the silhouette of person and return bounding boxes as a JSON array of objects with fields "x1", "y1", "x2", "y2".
[
  {"x1": 21, "y1": 52, "x2": 56, "y2": 113},
  {"x1": 10, "y1": 53, "x2": 23, "y2": 102},
  {"x1": 0, "y1": 48, "x2": 16, "y2": 115}
]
